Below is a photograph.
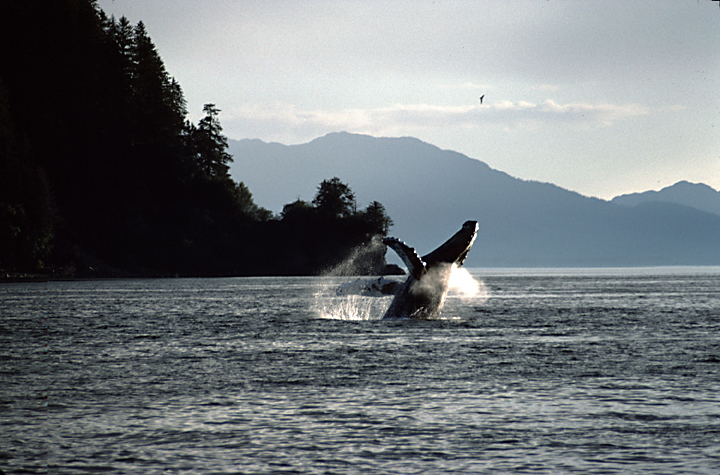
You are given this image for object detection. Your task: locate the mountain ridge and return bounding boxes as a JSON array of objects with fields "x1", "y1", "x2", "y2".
[
  {"x1": 229, "y1": 132, "x2": 720, "y2": 267},
  {"x1": 612, "y1": 180, "x2": 720, "y2": 217}
]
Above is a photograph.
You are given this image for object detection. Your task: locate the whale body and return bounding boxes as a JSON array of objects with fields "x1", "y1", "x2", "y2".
[{"x1": 382, "y1": 220, "x2": 478, "y2": 319}]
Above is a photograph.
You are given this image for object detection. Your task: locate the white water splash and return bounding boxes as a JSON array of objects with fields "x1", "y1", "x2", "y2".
[
  {"x1": 322, "y1": 235, "x2": 386, "y2": 277},
  {"x1": 449, "y1": 266, "x2": 489, "y2": 302},
  {"x1": 315, "y1": 293, "x2": 389, "y2": 321},
  {"x1": 308, "y1": 236, "x2": 393, "y2": 320}
]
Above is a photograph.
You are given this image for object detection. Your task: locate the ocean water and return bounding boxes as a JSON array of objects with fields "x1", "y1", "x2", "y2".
[{"x1": 1, "y1": 268, "x2": 719, "y2": 474}]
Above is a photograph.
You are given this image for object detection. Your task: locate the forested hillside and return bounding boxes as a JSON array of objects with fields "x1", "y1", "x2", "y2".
[{"x1": 0, "y1": 0, "x2": 391, "y2": 277}]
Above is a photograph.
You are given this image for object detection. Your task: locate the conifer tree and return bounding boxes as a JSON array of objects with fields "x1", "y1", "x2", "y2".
[
  {"x1": 363, "y1": 201, "x2": 393, "y2": 235},
  {"x1": 190, "y1": 104, "x2": 233, "y2": 178},
  {"x1": 131, "y1": 21, "x2": 186, "y2": 146},
  {"x1": 313, "y1": 177, "x2": 357, "y2": 219}
]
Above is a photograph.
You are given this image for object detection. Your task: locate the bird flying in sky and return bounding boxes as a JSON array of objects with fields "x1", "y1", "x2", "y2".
[{"x1": 479, "y1": 95, "x2": 484, "y2": 104}]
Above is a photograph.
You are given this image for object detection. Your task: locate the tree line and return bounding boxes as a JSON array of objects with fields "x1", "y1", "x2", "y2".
[{"x1": 0, "y1": 0, "x2": 392, "y2": 277}]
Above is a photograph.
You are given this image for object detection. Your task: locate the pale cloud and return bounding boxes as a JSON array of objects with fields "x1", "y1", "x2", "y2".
[
  {"x1": 537, "y1": 100, "x2": 651, "y2": 125},
  {"x1": 227, "y1": 99, "x2": 659, "y2": 140}
]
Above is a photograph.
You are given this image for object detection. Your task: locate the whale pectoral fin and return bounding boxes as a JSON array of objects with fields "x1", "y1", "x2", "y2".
[{"x1": 383, "y1": 237, "x2": 426, "y2": 279}]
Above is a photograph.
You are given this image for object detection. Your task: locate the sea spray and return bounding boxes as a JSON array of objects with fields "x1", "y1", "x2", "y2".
[
  {"x1": 322, "y1": 235, "x2": 387, "y2": 277},
  {"x1": 315, "y1": 293, "x2": 390, "y2": 321},
  {"x1": 448, "y1": 266, "x2": 489, "y2": 302},
  {"x1": 313, "y1": 236, "x2": 393, "y2": 320}
]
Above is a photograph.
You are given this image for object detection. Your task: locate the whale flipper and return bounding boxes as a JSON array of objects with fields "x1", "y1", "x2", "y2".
[{"x1": 383, "y1": 237, "x2": 426, "y2": 279}]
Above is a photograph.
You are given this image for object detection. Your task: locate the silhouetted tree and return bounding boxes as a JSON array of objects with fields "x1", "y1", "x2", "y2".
[
  {"x1": 131, "y1": 21, "x2": 187, "y2": 144},
  {"x1": 281, "y1": 199, "x2": 313, "y2": 221},
  {"x1": 362, "y1": 201, "x2": 393, "y2": 235},
  {"x1": 313, "y1": 177, "x2": 356, "y2": 218},
  {"x1": 233, "y1": 181, "x2": 273, "y2": 220},
  {"x1": 188, "y1": 104, "x2": 233, "y2": 178}
]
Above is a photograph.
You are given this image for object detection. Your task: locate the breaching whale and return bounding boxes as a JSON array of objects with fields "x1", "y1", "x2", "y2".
[{"x1": 382, "y1": 220, "x2": 478, "y2": 319}]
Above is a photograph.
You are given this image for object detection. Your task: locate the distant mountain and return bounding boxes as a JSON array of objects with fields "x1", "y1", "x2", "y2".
[
  {"x1": 612, "y1": 181, "x2": 720, "y2": 217},
  {"x1": 229, "y1": 132, "x2": 720, "y2": 267}
]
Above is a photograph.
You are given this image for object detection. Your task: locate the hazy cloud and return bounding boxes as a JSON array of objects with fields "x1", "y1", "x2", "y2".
[{"x1": 227, "y1": 99, "x2": 659, "y2": 139}]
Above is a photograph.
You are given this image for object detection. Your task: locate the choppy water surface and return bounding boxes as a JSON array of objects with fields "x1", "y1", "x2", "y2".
[{"x1": 1, "y1": 268, "x2": 719, "y2": 474}]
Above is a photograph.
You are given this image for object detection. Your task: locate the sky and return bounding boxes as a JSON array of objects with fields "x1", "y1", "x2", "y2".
[{"x1": 97, "y1": 0, "x2": 720, "y2": 200}]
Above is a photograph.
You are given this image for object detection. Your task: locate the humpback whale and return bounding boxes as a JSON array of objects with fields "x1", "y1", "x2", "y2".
[{"x1": 382, "y1": 221, "x2": 478, "y2": 319}]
